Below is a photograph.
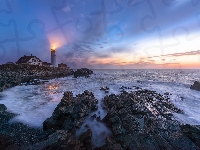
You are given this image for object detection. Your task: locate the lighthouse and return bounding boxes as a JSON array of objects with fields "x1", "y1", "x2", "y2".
[{"x1": 51, "y1": 46, "x2": 56, "y2": 67}]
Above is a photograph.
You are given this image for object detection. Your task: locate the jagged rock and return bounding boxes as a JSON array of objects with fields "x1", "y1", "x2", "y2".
[
  {"x1": 181, "y1": 124, "x2": 200, "y2": 148},
  {"x1": 100, "y1": 86, "x2": 109, "y2": 91},
  {"x1": 43, "y1": 90, "x2": 98, "y2": 131},
  {"x1": 164, "y1": 92, "x2": 170, "y2": 95},
  {"x1": 190, "y1": 81, "x2": 200, "y2": 91},
  {"x1": 1, "y1": 89, "x2": 200, "y2": 149},
  {"x1": 0, "y1": 104, "x2": 7, "y2": 113},
  {"x1": 91, "y1": 114, "x2": 97, "y2": 119},
  {"x1": 78, "y1": 129, "x2": 92, "y2": 149},
  {"x1": 101, "y1": 89, "x2": 200, "y2": 149},
  {"x1": 27, "y1": 129, "x2": 94, "y2": 150},
  {"x1": 73, "y1": 68, "x2": 93, "y2": 78}
]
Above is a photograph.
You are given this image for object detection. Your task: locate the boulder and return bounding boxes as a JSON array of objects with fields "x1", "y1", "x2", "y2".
[
  {"x1": 0, "y1": 104, "x2": 7, "y2": 113},
  {"x1": 43, "y1": 90, "x2": 98, "y2": 131},
  {"x1": 190, "y1": 81, "x2": 200, "y2": 91},
  {"x1": 73, "y1": 68, "x2": 93, "y2": 78}
]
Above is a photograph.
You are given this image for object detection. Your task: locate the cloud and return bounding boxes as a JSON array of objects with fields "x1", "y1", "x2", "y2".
[
  {"x1": 161, "y1": 62, "x2": 180, "y2": 65},
  {"x1": 109, "y1": 45, "x2": 133, "y2": 53},
  {"x1": 62, "y1": 5, "x2": 70, "y2": 12},
  {"x1": 95, "y1": 54, "x2": 111, "y2": 58},
  {"x1": 164, "y1": 50, "x2": 200, "y2": 57},
  {"x1": 147, "y1": 50, "x2": 200, "y2": 59}
]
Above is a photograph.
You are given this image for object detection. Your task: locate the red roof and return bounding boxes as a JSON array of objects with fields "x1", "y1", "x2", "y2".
[{"x1": 16, "y1": 55, "x2": 42, "y2": 64}]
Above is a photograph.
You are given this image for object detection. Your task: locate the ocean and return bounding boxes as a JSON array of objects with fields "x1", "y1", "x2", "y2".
[{"x1": 0, "y1": 69, "x2": 200, "y2": 146}]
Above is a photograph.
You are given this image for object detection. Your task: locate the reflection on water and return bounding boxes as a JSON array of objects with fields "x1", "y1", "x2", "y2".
[{"x1": 48, "y1": 85, "x2": 58, "y2": 90}]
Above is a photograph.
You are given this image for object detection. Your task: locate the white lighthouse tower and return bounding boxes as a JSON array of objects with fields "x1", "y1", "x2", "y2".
[{"x1": 51, "y1": 46, "x2": 56, "y2": 67}]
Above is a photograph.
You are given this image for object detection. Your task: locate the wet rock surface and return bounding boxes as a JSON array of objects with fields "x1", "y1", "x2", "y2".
[
  {"x1": 0, "y1": 106, "x2": 43, "y2": 149},
  {"x1": 100, "y1": 86, "x2": 109, "y2": 93},
  {"x1": 0, "y1": 104, "x2": 7, "y2": 113},
  {"x1": 26, "y1": 129, "x2": 93, "y2": 150},
  {"x1": 181, "y1": 124, "x2": 200, "y2": 148},
  {"x1": 36, "y1": 90, "x2": 98, "y2": 149},
  {"x1": 0, "y1": 90, "x2": 98, "y2": 149},
  {"x1": 101, "y1": 89, "x2": 200, "y2": 149},
  {"x1": 73, "y1": 68, "x2": 93, "y2": 78},
  {"x1": 190, "y1": 81, "x2": 200, "y2": 91},
  {"x1": 1, "y1": 89, "x2": 200, "y2": 149},
  {"x1": 43, "y1": 90, "x2": 98, "y2": 131}
]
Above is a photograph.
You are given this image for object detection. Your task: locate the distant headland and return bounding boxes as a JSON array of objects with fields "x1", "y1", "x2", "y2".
[{"x1": 0, "y1": 47, "x2": 93, "y2": 92}]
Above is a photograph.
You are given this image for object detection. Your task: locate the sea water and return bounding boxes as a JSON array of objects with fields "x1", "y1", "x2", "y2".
[{"x1": 1, "y1": 69, "x2": 200, "y2": 146}]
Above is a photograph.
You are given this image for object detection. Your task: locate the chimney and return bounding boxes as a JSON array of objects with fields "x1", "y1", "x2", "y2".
[{"x1": 31, "y1": 54, "x2": 32, "y2": 56}]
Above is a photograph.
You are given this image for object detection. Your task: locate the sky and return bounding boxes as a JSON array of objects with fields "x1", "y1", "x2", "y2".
[{"x1": 1, "y1": 0, "x2": 200, "y2": 69}]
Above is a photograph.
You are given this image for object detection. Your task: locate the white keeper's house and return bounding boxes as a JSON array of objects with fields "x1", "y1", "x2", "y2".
[
  {"x1": 15, "y1": 53, "x2": 68, "y2": 68},
  {"x1": 16, "y1": 54, "x2": 43, "y2": 66}
]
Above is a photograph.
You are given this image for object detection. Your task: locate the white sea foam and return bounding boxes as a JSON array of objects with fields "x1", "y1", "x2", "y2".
[{"x1": 1, "y1": 69, "x2": 200, "y2": 146}]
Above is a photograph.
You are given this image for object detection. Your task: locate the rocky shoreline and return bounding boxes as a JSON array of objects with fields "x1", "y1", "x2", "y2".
[
  {"x1": 190, "y1": 81, "x2": 200, "y2": 91},
  {"x1": 0, "y1": 87, "x2": 200, "y2": 149},
  {"x1": 0, "y1": 64, "x2": 74, "y2": 92}
]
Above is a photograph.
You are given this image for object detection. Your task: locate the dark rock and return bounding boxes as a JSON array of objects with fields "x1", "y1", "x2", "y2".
[
  {"x1": 73, "y1": 68, "x2": 93, "y2": 78},
  {"x1": 93, "y1": 137, "x2": 123, "y2": 150},
  {"x1": 135, "y1": 86, "x2": 140, "y2": 89},
  {"x1": 164, "y1": 92, "x2": 170, "y2": 95},
  {"x1": 0, "y1": 104, "x2": 6, "y2": 113},
  {"x1": 43, "y1": 90, "x2": 98, "y2": 131},
  {"x1": 96, "y1": 116, "x2": 101, "y2": 122},
  {"x1": 1, "y1": 89, "x2": 200, "y2": 149},
  {"x1": 190, "y1": 81, "x2": 200, "y2": 91},
  {"x1": 30, "y1": 129, "x2": 93, "y2": 150},
  {"x1": 0, "y1": 134, "x2": 20, "y2": 149},
  {"x1": 91, "y1": 114, "x2": 97, "y2": 119},
  {"x1": 181, "y1": 124, "x2": 200, "y2": 148},
  {"x1": 101, "y1": 89, "x2": 200, "y2": 149},
  {"x1": 100, "y1": 86, "x2": 110, "y2": 95},
  {"x1": 78, "y1": 129, "x2": 92, "y2": 149}
]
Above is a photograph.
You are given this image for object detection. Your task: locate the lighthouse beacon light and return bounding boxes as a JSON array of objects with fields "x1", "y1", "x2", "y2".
[{"x1": 51, "y1": 46, "x2": 55, "y2": 51}]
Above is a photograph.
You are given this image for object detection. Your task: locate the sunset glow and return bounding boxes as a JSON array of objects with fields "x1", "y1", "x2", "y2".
[{"x1": 1, "y1": 1, "x2": 200, "y2": 69}]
